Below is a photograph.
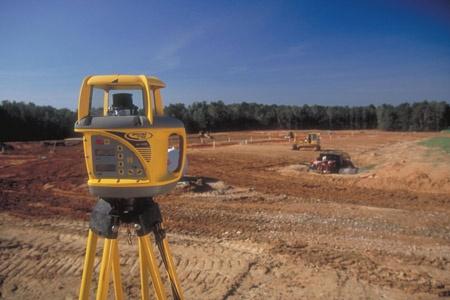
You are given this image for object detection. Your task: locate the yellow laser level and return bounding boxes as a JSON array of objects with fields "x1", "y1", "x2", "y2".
[
  {"x1": 75, "y1": 74, "x2": 186, "y2": 198},
  {"x1": 75, "y1": 75, "x2": 186, "y2": 300}
]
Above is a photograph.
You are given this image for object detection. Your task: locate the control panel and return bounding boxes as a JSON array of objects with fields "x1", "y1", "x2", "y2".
[{"x1": 91, "y1": 135, "x2": 146, "y2": 179}]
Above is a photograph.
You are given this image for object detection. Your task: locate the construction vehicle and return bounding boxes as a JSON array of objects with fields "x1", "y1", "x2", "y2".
[
  {"x1": 75, "y1": 75, "x2": 186, "y2": 300},
  {"x1": 292, "y1": 133, "x2": 321, "y2": 151},
  {"x1": 309, "y1": 150, "x2": 358, "y2": 174}
]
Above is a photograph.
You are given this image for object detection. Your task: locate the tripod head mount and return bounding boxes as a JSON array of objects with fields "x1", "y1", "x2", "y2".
[{"x1": 90, "y1": 198, "x2": 163, "y2": 239}]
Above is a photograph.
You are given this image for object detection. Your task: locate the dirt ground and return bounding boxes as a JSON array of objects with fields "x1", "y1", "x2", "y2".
[{"x1": 1, "y1": 130, "x2": 450, "y2": 299}]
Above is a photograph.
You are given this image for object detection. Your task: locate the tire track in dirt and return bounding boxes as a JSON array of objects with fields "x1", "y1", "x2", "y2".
[
  {"x1": 160, "y1": 186, "x2": 450, "y2": 298},
  {"x1": 0, "y1": 214, "x2": 261, "y2": 299},
  {"x1": 272, "y1": 241, "x2": 450, "y2": 295}
]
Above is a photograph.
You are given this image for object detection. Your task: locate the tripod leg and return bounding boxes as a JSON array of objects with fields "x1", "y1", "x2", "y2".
[
  {"x1": 111, "y1": 240, "x2": 124, "y2": 300},
  {"x1": 96, "y1": 238, "x2": 113, "y2": 300},
  {"x1": 155, "y1": 225, "x2": 185, "y2": 300},
  {"x1": 139, "y1": 235, "x2": 167, "y2": 300},
  {"x1": 160, "y1": 238, "x2": 184, "y2": 300},
  {"x1": 79, "y1": 229, "x2": 98, "y2": 300},
  {"x1": 138, "y1": 238, "x2": 150, "y2": 300}
]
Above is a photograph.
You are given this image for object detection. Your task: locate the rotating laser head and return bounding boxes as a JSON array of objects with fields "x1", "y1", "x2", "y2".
[{"x1": 74, "y1": 75, "x2": 187, "y2": 198}]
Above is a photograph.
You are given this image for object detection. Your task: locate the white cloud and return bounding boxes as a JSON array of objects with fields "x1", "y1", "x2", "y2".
[{"x1": 151, "y1": 27, "x2": 206, "y2": 72}]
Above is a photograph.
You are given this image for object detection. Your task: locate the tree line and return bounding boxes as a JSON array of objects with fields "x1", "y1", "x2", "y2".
[
  {"x1": 165, "y1": 100, "x2": 450, "y2": 132},
  {"x1": 0, "y1": 101, "x2": 76, "y2": 141},
  {"x1": 0, "y1": 100, "x2": 449, "y2": 141}
]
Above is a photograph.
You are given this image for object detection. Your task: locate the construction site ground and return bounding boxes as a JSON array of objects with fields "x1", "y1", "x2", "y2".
[{"x1": 1, "y1": 130, "x2": 450, "y2": 299}]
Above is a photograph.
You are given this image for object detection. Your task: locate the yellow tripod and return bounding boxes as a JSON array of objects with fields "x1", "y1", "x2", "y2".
[{"x1": 78, "y1": 198, "x2": 184, "y2": 300}]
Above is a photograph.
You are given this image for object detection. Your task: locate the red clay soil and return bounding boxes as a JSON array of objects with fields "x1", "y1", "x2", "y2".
[{"x1": 1, "y1": 130, "x2": 450, "y2": 299}]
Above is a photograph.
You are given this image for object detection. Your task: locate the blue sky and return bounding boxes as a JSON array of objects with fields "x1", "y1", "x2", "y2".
[{"x1": 0, "y1": 0, "x2": 449, "y2": 109}]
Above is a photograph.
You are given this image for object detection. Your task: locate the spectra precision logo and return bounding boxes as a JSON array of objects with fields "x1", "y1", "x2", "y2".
[{"x1": 125, "y1": 132, "x2": 152, "y2": 141}]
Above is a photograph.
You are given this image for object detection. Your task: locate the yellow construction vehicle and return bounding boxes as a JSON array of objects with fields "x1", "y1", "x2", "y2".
[{"x1": 292, "y1": 132, "x2": 321, "y2": 151}]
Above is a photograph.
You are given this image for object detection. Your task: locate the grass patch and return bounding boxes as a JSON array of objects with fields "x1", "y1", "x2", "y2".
[{"x1": 420, "y1": 137, "x2": 450, "y2": 154}]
